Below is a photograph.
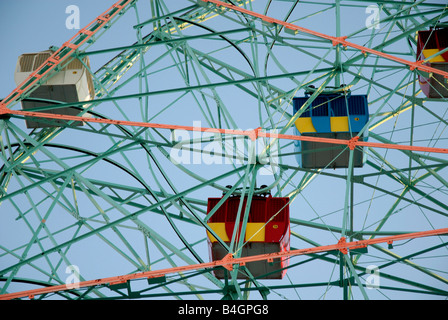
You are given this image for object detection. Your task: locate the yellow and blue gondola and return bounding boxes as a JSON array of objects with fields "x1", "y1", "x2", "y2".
[{"x1": 293, "y1": 91, "x2": 369, "y2": 169}]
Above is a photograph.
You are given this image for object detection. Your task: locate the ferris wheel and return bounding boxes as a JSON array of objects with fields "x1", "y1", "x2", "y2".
[{"x1": 0, "y1": 0, "x2": 447, "y2": 300}]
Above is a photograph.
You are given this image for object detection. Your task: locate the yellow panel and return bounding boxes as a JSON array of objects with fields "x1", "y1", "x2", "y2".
[
  {"x1": 207, "y1": 223, "x2": 229, "y2": 242},
  {"x1": 245, "y1": 223, "x2": 266, "y2": 242},
  {"x1": 422, "y1": 49, "x2": 446, "y2": 62},
  {"x1": 294, "y1": 117, "x2": 316, "y2": 133},
  {"x1": 330, "y1": 116, "x2": 349, "y2": 132}
]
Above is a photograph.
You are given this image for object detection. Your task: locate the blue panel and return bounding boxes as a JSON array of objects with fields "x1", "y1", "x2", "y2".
[
  {"x1": 310, "y1": 96, "x2": 331, "y2": 133},
  {"x1": 293, "y1": 97, "x2": 310, "y2": 117},
  {"x1": 347, "y1": 95, "x2": 369, "y2": 133},
  {"x1": 332, "y1": 95, "x2": 348, "y2": 117}
]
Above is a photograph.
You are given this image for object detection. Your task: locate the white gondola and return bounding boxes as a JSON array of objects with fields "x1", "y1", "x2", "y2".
[{"x1": 14, "y1": 50, "x2": 94, "y2": 128}]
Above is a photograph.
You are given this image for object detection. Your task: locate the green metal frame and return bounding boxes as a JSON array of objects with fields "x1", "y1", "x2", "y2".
[{"x1": 1, "y1": 0, "x2": 447, "y2": 300}]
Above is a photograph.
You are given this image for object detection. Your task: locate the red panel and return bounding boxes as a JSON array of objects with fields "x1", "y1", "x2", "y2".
[
  {"x1": 417, "y1": 30, "x2": 436, "y2": 59},
  {"x1": 436, "y1": 28, "x2": 448, "y2": 61},
  {"x1": 278, "y1": 223, "x2": 290, "y2": 277},
  {"x1": 265, "y1": 197, "x2": 290, "y2": 242},
  {"x1": 417, "y1": 28, "x2": 448, "y2": 61},
  {"x1": 208, "y1": 195, "x2": 290, "y2": 244},
  {"x1": 265, "y1": 222, "x2": 287, "y2": 242},
  {"x1": 207, "y1": 198, "x2": 227, "y2": 223},
  {"x1": 249, "y1": 197, "x2": 267, "y2": 222},
  {"x1": 419, "y1": 67, "x2": 431, "y2": 98},
  {"x1": 268, "y1": 197, "x2": 289, "y2": 222},
  {"x1": 226, "y1": 197, "x2": 245, "y2": 222}
]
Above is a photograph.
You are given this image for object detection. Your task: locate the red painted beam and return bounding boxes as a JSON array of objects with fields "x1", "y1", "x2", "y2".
[
  {"x1": 2, "y1": 109, "x2": 448, "y2": 154},
  {"x1": 0, "y1": 227, "x2": 447, "y2": 300}
]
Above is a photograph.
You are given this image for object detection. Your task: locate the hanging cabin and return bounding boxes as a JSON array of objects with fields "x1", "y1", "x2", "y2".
[
  {"x1": 206, "y1": 191, "x2": 290, "y2": 279},
  {"x1": 293, "y1": 91, "x2": 369, "y2": 169},
  {"x1": 14, "y1": 50, "x2": 94, "y2": 128},
  {"x1": 416, "y1": 27, "x2": 448, "y2": 98}
]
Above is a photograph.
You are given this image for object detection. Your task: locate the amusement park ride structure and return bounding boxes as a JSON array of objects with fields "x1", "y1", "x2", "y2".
[
  {"x1": 1, "y1": 0, "x2": 448, "y2": 300},
  {"x1": 1, "y1": 0, "x2": 447, "y2": 153}
]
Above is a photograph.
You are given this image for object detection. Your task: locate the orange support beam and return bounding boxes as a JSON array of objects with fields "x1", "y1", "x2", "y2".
[
  {"x1": 0, "y1": 227, "x2": 447, "y2": 300},
  {"x1": 200, "y1": 0, "x2": 448, "y2": 79},
  {"x1": 2, "y1": 109, "x2": 448, "y2": 155}
]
